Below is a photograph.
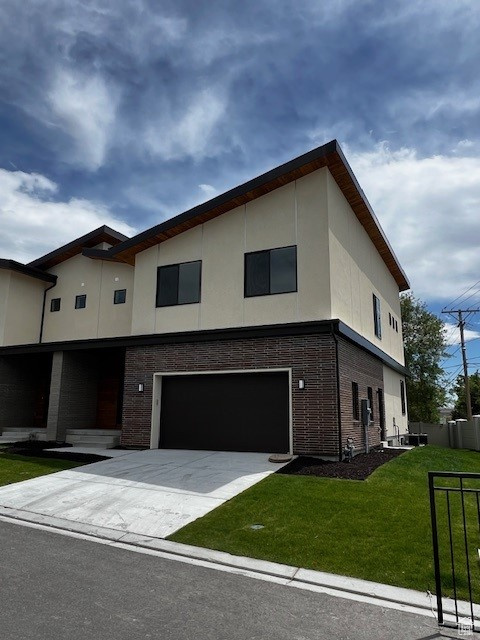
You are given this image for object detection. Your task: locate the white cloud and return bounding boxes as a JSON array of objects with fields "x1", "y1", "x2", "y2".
[
  {"x1": 347, "y1": 143, "x2": 480, "y2": 301},
  {"x1": 444, "y1": 322, "x2": 480, "y2": 346},
  {"x1": 198, "y1": 184, "x2": 217, "y2": 198},
  {"x1": 0, "y1": 168, "x2": 135, "y2": 263},
  {"x1": 142, "y1": 89, "x2": 227, "y2": 161},
  {"x1": 47, "y1": 69, "x2": 120, "y2": 170}
]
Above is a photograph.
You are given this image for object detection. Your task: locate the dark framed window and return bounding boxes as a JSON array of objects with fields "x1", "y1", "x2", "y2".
[
  {"x1": 245, "y1": 246, "x2": 297, "y2": 297},
  {"x1": 75, "y1": 294, "x2": 86, "y2": 309},
  {"x1": 367, "y1": 387, "x2": 374, "y2": 421},
  {"x1": 114, "y1": 289, "x2": 126, "y2": 304},
  {"x1": 400, "y1": 380, "x2": 406, "y2": 415},
  {"x1": 50, "y1": 298, "x2": 61, "y2": 312},
  {"x1": 389, "y1": 312, "x2": 392, "y2": 326},
  {"x1": 352, "y1": 382, "x2": 359, "y2": 420},
  {"x1": 156, "y1": 260, "x2": 201, "y2": 307},
  {"x1": 373, "y1": 294, "x2": 382, "y2": 339}
]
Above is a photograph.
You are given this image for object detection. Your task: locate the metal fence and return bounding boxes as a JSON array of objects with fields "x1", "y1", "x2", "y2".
[{"x1": 429, "y1": 471, "x2": 480, "y2": 632}]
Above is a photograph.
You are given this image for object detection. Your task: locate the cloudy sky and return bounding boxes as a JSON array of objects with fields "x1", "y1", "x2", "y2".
[{"x1": 1, "y1": 0, "x2": 479, "y2": 383}]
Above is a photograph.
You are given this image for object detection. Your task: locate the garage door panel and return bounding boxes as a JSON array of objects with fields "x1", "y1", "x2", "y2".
[{"x1": 159, "y1": 372, "x2": 289, "y2": 453}]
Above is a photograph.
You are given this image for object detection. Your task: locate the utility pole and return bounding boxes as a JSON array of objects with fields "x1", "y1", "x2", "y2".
[{"x1": 442, "y1": 307, "x2": 480, "y2": 421}]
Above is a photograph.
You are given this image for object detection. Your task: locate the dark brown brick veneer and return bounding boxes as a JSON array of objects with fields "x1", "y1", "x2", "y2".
[{"x1": 121, "y1": 332, "x2": 385, "y2": 457}]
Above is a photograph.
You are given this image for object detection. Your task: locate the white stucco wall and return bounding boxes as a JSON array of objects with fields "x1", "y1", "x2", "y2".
[
  {"x1": 42, "y1": 255, "x2": 134, "y2": 342},
  {"x1": 131, "y1": 169, "x2": 331, "y2": 335},
  {"x1": 383, "y1": 365, "x2": 408, "y2": 438},
  {"x1": 327, "y1": 171, "x2": 405, "y2": 365}
]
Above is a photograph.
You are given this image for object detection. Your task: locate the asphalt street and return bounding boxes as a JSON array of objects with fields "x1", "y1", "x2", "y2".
[{"x1": 0, "y1": 519, "x2": 456, "y2": 640}]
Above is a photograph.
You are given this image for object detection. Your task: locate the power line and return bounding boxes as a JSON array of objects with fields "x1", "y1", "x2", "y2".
[{"x1": 444, "y1": 280, "x2": 480, "y2": 309}]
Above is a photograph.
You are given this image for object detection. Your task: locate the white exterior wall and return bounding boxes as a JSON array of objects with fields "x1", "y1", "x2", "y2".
[
  {"x1": 131, "y1": 169, "x2": 331, "y2": 334},
  {"x1": 327, "y1": 172, "x2": 404, "y2": 365},
  {"x1": 383, "y1": 365, "x2": 408, "y2": 438},
  {"x1": 41, "y1": 255, "x2": 134, "y2": 342},
  {"x1": 0, "y1": 272, "x2": 46, "y2": 346}
]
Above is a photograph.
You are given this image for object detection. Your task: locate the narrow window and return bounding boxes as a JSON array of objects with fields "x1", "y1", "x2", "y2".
[
  {"x1": 400, "y1": 380, "x2": 406, "y2": 415},
  {"x1": 367, "y1": 387, "x2": 374, "y2": 421},
  {"x1": 389, "y1": 312, "x2": 392, "y2": 326},
  {"x1": 50, "y1": 298, "x2": 61, "y2": 312},
  {"x1": 114, "y1": 289, "x2": 126, "y2": 304},
  {"x1": 75, "y1": 294, "x2": 86, "y2": 309},
  {"x1": 395, "y1": 319, "x2": 399, "y2": 333},
  {"x1": 156, "y1": 261, "x2": 201, "y2": 307},
  {"x1": 373, "y1": 294, "x2": 382, "y2": 339},
  {"x1": 352, "y1": 382, "x2": 359, "y2": 420},
  {"x1": 245, "y1": 246, "x2": 297, "y2": 297}
]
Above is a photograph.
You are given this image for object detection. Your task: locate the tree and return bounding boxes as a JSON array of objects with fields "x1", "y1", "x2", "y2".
[
  {"x1": 400, "y1": 293, "x2": 447, "y2": 423},
  {"x1": 452, "y1": 371, "x2": 480, "y2": 419}
]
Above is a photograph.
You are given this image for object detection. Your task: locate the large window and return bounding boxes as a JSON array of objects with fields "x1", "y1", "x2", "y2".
[
  {"x1": 373, "y1": 293, "x2": 382, "y2": 339},
  {"x1": 245, "y1": 246, "x2": 297, "y2": 297},
  {"x1": 156, "y1": 261, "x2": 201, "y2": 307}
]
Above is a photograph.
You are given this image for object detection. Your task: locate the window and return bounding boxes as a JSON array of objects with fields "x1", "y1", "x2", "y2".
[
  {"x1": 75, "y1": 294, "x2": 86, "y2": 309},
  {"x1": 373, "y1": 294, "x2": 382, "y2": 339},
  {"x1": 352, "y1": 382, "x2": 359, "y2": 420},
  {"x1": 50, "y1": 298, "x2": 61, "y2": 312},
  {"x1": 156, "y1": 261, "x2": 201, "y2": 307},
  {"x1": 400, "y1": 380, "x2": 406, "y2": 415},
  {"x1": 114, "y1": 289, "x2": 126, "y2": 305},
  {"x1": 245, "y1": 246, "x2": 297, "y2": 297},
  {"x1": 389, "y1": 312, "x2": 392, "y2": 326},
  {"x1": 367, "y1": 387, "x2": 374, "y2": 421}
]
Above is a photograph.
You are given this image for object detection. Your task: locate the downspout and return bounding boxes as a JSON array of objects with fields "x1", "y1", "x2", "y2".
[
  {"x1": 332, "y1": 322, "x2": 343, "y2": 462},
  {"x1": 39, "y1": 279, "x2": 57, "y2": 343}
]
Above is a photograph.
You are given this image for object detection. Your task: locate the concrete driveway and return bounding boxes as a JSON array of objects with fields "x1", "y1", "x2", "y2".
[{"x1": 0, "y1": 449, "x2": 287, "y2": 538}]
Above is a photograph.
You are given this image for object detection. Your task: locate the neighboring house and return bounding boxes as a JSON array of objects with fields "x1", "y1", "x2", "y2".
[{"x1": 0, "y1": 140, "x2": 409, "y2": 458}]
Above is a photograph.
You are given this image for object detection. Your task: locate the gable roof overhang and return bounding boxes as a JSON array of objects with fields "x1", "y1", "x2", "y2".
[
  {"x1": 83, "y1": 140, "x2": 409, "y2": 291},
  {"x1": 0, "y1": 259, "x2": 57, "y2": 284},
  {"x1": 28, "y1": 226, "x2": 129, "y2": 271}
]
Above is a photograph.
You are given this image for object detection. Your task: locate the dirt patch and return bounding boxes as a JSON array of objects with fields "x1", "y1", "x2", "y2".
[
  {"x1": 2, "y1": 441, "x2": 109, "y2": 464},
  {"x1": 278, "y1": 448, "x2": 405, "y2": 481}
]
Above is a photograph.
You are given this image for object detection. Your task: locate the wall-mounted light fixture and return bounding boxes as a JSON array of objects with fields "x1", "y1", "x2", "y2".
[
  {"x1": 298, "y1": 379, "x2": 305, "y2": 390},
  {"x1": 138, "y1": 383, "x2": 144, "y2": 393}
]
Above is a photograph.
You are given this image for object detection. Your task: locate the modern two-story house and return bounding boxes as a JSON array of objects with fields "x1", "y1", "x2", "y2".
[{"x1": 0, "y1": 140, "x2": 409, "y2": 458}]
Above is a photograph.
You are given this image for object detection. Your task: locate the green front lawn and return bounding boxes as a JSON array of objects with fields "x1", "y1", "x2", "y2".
[
  {"x1": 169, "y1": 446, "x2": 480, "y2": 599},
  {"x1": 0, "y1": 451, "x2": 83, "y2": 487}
]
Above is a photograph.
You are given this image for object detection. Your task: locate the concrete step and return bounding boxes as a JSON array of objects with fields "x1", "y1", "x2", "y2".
[
  {"x1": 0, "y1": 435, "x2": 30, "y2": 444},
  {"x1": 65, "y1": 434, "x2": 120, "y2": 448},
  {"x1": 66, "y1": 429, "x2": 122, "y2": 437},
  {"x1": 2, "y1": 427, "x2": 46, "y2": 434}
]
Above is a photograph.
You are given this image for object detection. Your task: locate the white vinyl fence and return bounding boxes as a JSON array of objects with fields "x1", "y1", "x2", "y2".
[{"x1": 409, "y1": 417, "x2": 480, "y2": 450}]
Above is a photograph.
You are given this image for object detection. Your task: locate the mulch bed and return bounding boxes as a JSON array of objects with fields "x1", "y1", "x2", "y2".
[
  {"x1": 1, "y1": 441, "x2": 109, "y2": 464},
  {"x1": 278, "y1": 448, "x2": 405, "y2": 481}
]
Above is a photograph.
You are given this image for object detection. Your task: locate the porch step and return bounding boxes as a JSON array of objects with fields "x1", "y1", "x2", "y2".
[
  {"x1": 0, "y1": 428, "x2": 46, "y2": 444},
  {"x1": 65, "y1": 430, "x2": 121, "y2": 448}
]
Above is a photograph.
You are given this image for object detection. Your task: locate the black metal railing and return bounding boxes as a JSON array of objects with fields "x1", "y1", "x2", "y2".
[{"x1": 429, "y1": 471, "x2": 480, "y2": 633}]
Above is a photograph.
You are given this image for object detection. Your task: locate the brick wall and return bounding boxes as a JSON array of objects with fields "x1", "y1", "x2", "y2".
[
  {"x1": 337, "y1": 337, "x2": 384, "y2": 453},
  {"x1": 121, "y1": 333, "x2": 340, "y2": 456}
]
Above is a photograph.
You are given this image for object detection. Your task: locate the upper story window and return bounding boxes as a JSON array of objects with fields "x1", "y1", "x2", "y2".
[
  {"x1": 75, "y1": 294, "x2": 87, "y2": 309},
  {"x1": 373, "y1": 294, "x2": 382, "y2": 339},
  {"x1": 156, "y1": 260, "x2": 201, "y2": 307},
  {"x1": 114, "y1": 289, "x2": 126, "y2": 304},
  {"x1": 50, "y1": 298, "x2": 61, "y2": 312},
  {"x1": 245, "y1": 246, "x2": 297, "y2": 297}
]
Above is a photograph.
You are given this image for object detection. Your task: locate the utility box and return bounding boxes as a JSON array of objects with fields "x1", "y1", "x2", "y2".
[{"x1": 361, "y1": 399, "x2": 372, "y2": 427}]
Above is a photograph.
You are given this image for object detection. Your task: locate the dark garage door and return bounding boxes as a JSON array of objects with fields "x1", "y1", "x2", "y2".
[{"x1": 159, "y1": 372, "x2": 289, "y2": 453}]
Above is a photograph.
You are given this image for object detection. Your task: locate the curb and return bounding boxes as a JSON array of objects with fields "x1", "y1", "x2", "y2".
[{"x1": 1, "y1": 505, "x2": 478, "y2": 623}]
